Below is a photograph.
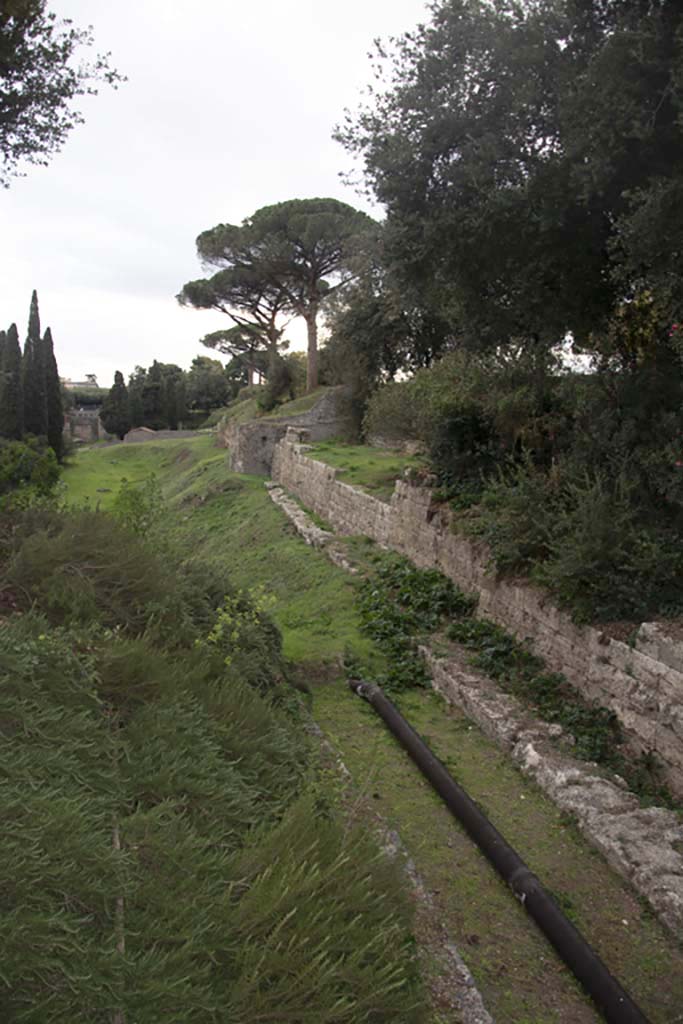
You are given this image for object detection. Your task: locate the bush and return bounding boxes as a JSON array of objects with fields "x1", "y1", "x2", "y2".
[
  {"x1": 257, "y1": 353, "x2": 296, "y2": 412},
  {"x1": 536, "y1": 471, "x2": 683, "y2": 622},
  {"x1": 0, "y1": 436, "x2": 60, "y2": 499},
  {"x1": 466, "y1": 455, "x2": 559, "y2": 573},
  {"x1": 363, "y1": 380, "x2": 420, "y2": 441},
  {"x1": 0, "y1": 516, "x2": 423, "y2": 1021},
  {"x1": 3, "y1": 508, "x2": 274, "y2": 652},
  {"x1": 366, "y1": 332, "x2": 683, "y2": 622}
]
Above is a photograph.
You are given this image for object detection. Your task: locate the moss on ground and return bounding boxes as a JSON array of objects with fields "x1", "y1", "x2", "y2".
[
  {"x1": 307, "y1": 440, "x2": 423, "y2": 501},
  {"x1": 63, "y1": 438, "x2": 683, "y2": 1024}
]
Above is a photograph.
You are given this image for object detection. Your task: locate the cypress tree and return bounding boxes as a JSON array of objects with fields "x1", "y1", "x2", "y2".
[
  {"x1": 43, "y1": 327, "x2": 64, "y2": 461},
  {"x1": 142, "y1": 361, "x2": 164, "y2": 428},
  {"x1": 23, "y1": 291, "x2": 48, "y2": 437},
  {"x1": 0, "y1": 324, "x2": 24, "y2": 439},
  {"x1": 100, "y1": 371, "x2": 132, "y2": 440},
  {"x1": 0, "y1": 330, "x2": 6, "y2": 366}
]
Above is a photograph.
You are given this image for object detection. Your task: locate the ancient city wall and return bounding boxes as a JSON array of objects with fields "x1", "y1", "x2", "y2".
[
  {"x1": 64, "y1": 410, "x2": 112, "y2": 443},
  {"x1": 218, "y1": 387, "x2": 353, "y2": 475},
  {"x1": 272, "y1": 435, "x2": 683, "y2": 797}
]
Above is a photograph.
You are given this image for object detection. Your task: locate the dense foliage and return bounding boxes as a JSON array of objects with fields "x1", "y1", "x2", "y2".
[
  {"x1": 365, "y1": 329, "x2": 683, "y2": 622},
  {"x1": 1, "y1": 291, "x2": 63, "y2": 465},
  {"x1": 178, "y1": 198, "x2": 375, "y2": 392},
  {"x1": 338, "y1": 0, "x2": 683, "y2": 347},
  {"x1": 99, "y1": 370, "x2": 132, "y2": 439},
  {"x1": 331, "y1": 0, "x2": 683, "y2": 623},
  {"x1": 356, "y1": 552, "x2": 476, "y2": 692},
  {"x1": 0, "y1": 505, "x2": 423, "y2": 1021},
  {"x1": 0, "y1": 1, "x2": 123, "y2": 185}
]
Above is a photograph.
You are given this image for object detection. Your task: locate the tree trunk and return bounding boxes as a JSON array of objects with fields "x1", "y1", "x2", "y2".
[{"x1": 305, "y1": 307, "x2": 319, "y2": 393}]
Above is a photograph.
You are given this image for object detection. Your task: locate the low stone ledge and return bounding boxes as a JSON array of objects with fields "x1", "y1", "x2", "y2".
[
  {"x1": 265, "y1": 482, "x2": 332, "y2": 549},
  {"x1": 422, "y1": 645, "x2": 683, "y2": 939},
  {"x1": 637, "y1": 622, "x2": 683, "y2": 676},
  {"x1": 265, "y1": 482, "x2": 358, "y2": 573},
  {"x1": 272, "y1": 439, "x2": 683, "y2": 798},
  {"x1": 266, "y1": 470, "x2": 683, "y2": 938}
]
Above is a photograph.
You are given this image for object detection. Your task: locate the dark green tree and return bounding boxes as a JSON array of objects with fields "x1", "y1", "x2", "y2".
[
  {"x1": 22, "y1": 289, "x2": 47, "y2": 436},
  {"x1": 0, "y1": 328, "x2": 6, "y2": 364},
  {"x1": 162, "y1": 374, "x2": 187, "y2": 430},
  {"x1": 199, "y1": 325, "x2": 268, "y2": 387},
  {"x1": 338, "y1": 0, "x2": 683, "y2": 352},
  {"x1": 100, "y1": 370, "x2": 132, "y2": 439},
  {"x1": 185, "y1": 355, "x2": 231, "y2": 411},
  {"x1": 0, "y1": 322, "x2": 24, "y2": 439},
  {"x1": 126, "y1": 362, "x2": 186, "y2": 430},
  {"x1": 43, "y1": 326, "x2": 63, "y2": 460},
  {"x1": 127, "y1": 365, "x2": 145, "y2": 427},
  {"x1": 179, "y1": 198, "x2": 374, "y2": 393},
  {"x1": 141, "y1": 361, "x2": 164, "y2": 429},
  {"x1": 0, "y1": 1, "x2": 124, "y2": 186}
]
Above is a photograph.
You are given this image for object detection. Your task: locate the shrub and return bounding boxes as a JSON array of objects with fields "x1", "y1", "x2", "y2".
[
  {"x1": 363, "y1": 380, "x2": 420, "y2": 441},
  {"x1": 536, "y1": 471, "x2": 683, "y2": 622},
  {"x1": 466, "y1": 454, "x2": 559, "y2": 573},
  {"x1": 257, "y1": 353, "x2": 297, "y2": 412},
  {"x1": 0, "y1": 436, "x2": 60, "y2": 499},
  {"x1": 356, "y1": 553, "x2": 476, "y2": 692},
  {"x1": 223, "y1": 797, "x2": 424, "y2": 1023},
  {"x1": 1, "y1": 509, "x2": 272, "y2": 653}
]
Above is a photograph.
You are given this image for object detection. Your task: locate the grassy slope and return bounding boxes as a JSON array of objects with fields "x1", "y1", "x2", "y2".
[
  {"x1": 62, "y1": 437, "x2": 683, "y2": 1024},
  {"x1": 218, "y1": 386, "x2": 329, "y2": 427},
  {"x1": 63, "y1": 437, "x2": 375, "y2": 667},
  {"x1": 307, "y1": 440, "x2": 423, "y2": 501}
]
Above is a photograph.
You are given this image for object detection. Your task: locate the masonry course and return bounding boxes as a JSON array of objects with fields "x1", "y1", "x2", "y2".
[
  {"x1": 270, "y1": 434, "x2": 683, "y2": 799},
  {"x1": 265, "y1": 461, "x2": 683, "y2": 940},
  {"x1": 217, "y1": 387, "x2": 354, "y2": 475}
]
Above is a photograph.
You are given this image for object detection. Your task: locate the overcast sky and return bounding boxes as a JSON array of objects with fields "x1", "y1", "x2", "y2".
[{"x1": 1, "y1": 0, "x2": 428, "y2": 386}]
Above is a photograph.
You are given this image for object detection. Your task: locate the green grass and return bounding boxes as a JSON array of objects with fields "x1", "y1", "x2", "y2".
[
  {"x1": 61, "y1": 437, "x2": 683, "y2": 1024},
  {"x1": 217, "y1": 386, "x2": 329, "y2": 428},
  {"x1": 62, "y1": 437, "x2": 377, "y2": 668},
  {"x1": 307, "y1": 440, "x2": 424, "y2": 501},
  {"x1": 263, "y1": 386, "x2": 328, "y2": 418},
  {"x1": 62, "y1": 436, "x2": 221, "y2": 510},
  {"x1": 314, "y1": 683, "x2": 683, "y2": 1024}
]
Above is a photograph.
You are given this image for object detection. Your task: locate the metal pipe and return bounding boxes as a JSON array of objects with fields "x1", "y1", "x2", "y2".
[{"x1": 349, "y1": 678, "x2": 651, "y2": 1024}]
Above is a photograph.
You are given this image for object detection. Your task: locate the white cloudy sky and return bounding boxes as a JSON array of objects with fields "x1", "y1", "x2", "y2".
[{"x1": 1, "y1": 0, "x2": 428, "y2": 386}]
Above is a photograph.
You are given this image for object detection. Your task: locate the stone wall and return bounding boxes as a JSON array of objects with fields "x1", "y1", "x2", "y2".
[
  {"x1": 123, "y1": 428, "x2": 200, "y2": 444},
  {"x1": 65, "y1": 410, "x2": 112, "y2": 443},
  {"x1": 271, "y1": 437, "x2": 683, "y2": 797},
  {"x1": 218, "y1": 387, "x2": 354, "y2": 475}
]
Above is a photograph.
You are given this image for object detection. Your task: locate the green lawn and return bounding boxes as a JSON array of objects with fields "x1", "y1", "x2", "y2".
[{"x1": 306, "y1": 440, "x2": 424, "y2": 501}]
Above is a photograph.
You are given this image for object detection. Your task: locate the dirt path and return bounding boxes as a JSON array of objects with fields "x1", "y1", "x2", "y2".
[{"x1": 312, "y1": 680, "x2": 683, "y2": 1024}]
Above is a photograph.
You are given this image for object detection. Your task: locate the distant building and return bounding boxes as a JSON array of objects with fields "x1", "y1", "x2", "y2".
[{"x1": 62, "y1": 374, "x2": 99, "y2": 390}]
